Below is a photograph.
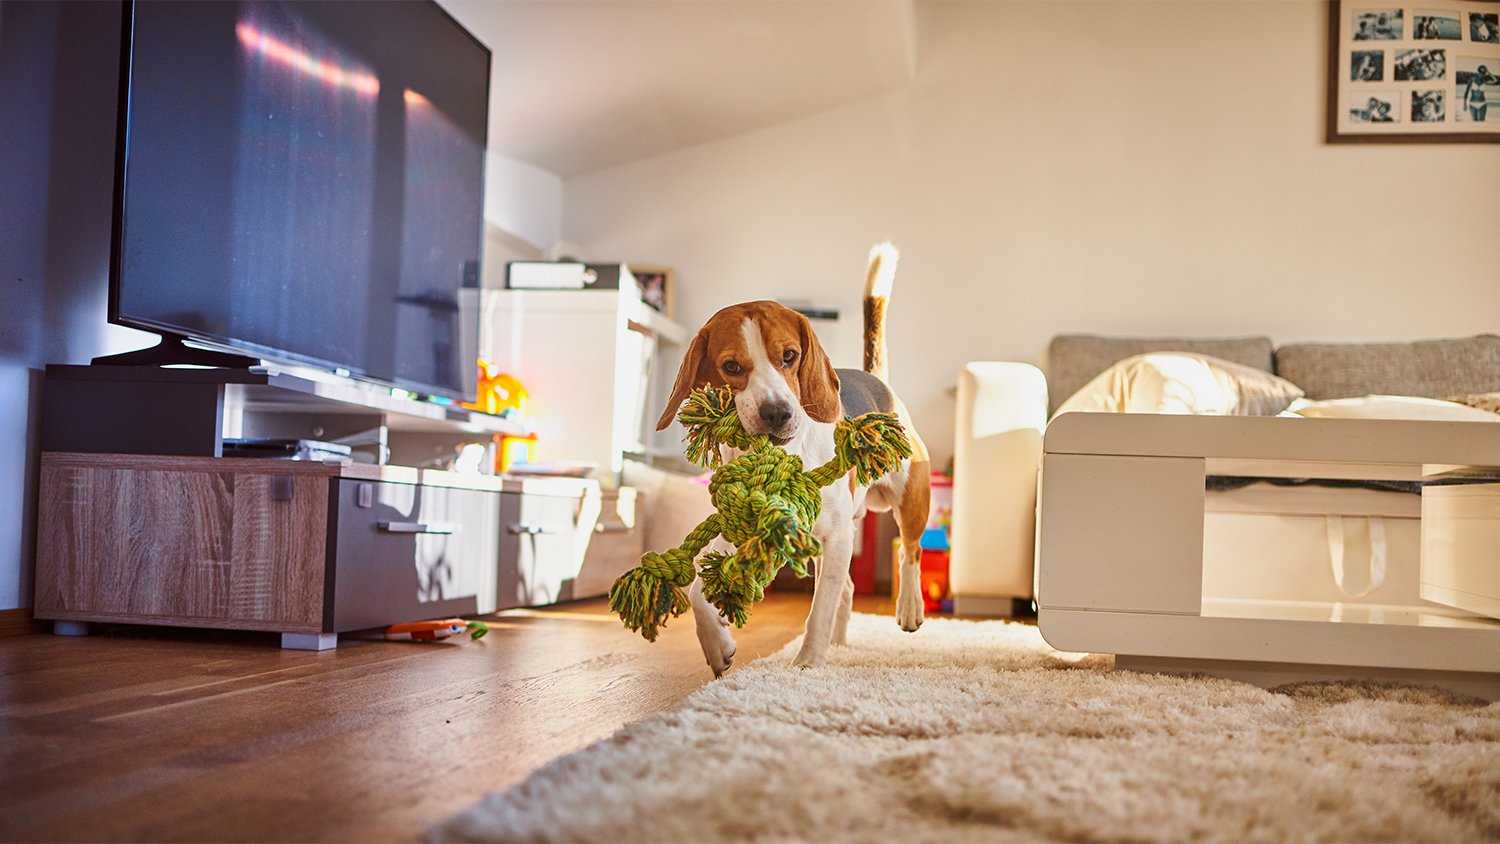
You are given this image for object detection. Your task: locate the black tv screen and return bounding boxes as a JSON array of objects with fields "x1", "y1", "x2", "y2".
[{"x1": 113, "y1": 0, "x2": 489, "y2": 400}]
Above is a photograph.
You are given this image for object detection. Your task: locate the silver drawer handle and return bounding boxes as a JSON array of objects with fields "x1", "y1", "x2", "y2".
[
  {"x1": 378, "y1": 521, "x2": 461, "y2": 535},
  {"x1": 594, "y1": 523, "x2": 633, "y2": 534},
  {"x1": 508, "y1": 524, "x2": 560, "y2": 535}
]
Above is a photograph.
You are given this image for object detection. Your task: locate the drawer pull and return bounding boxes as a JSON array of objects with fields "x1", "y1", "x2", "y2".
[
  {"x1": 594, "y1": 523, "x2": 633, "y2": 534},
  {"x1": 507, "y1": 524, "x2": 560, "y2": 535},
  {"x1": 378, "y1": 521, "x2": 460, "y2": 535}
]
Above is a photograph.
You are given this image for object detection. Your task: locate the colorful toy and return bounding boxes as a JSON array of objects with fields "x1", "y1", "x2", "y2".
[
  {"x1": 382, "y1": 618, "x2": 489, "y2": 641},
  {"x1": 609, "y1": 385, "x2": 912, "y2": 641},
  {"x1": 464, "y1": 358, "x2": 527, "y2": 419}
]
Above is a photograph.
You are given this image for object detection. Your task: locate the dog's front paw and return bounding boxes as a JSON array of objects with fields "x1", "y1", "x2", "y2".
[
  {"x1": 896, "y1": 590, "x2": 925, "y2": 633},
  {"x1": 697, "y1": 617, "x2": 738, "y2": 678},
  {"x1": 790, "y1": 644, "x2": 826, "y2": 669},
  {"x1": 708, "y1": 641, "x2": 736, "y2": 677}
]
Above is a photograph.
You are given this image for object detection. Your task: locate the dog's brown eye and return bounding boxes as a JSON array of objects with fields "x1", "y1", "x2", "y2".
[
  {"x1": 782, "y1": 349, "x2": 799, "y2": 367},
  {"x1": 722, "y1": 360, "x2": 743, "y2": 376}
]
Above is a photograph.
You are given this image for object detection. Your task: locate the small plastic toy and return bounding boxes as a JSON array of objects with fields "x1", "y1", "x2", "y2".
[
  {"x1": 383, "y1": 618, "x2": 489, "y2": 641},
  {"x1": 609, "y1": 385, "x2": 911, "y2": 641},
  {"x1": 464, "y1": 358, "x2": 527, "y2": 419}
]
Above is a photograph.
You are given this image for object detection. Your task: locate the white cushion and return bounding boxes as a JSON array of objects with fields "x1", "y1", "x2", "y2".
[
  {"x1": 1055, "y1": 353, "x2": 1304, "y2": 417},
  {"x1": 1287, "y1": 395, "x2": 1500, "y2": 422}
]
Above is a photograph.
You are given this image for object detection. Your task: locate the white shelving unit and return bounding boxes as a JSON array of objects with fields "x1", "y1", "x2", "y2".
[{"x1": 466, "y1": 283, "x2": 689, "y2": 483}]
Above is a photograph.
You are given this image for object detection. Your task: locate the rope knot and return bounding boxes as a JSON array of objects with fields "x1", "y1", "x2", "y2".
[{"x1": 637, "y1": 548, "x2": 696, "y2": 584}]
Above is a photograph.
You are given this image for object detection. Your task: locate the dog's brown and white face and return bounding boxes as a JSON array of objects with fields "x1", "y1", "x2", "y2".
[{"x1": 656, "y1": 301, "x2": 841, "y2": 445}]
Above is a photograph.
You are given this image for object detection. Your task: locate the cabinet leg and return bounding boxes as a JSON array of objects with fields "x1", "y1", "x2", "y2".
[
  {"x1": 281, "y1": 632, "x2": 338, "y2": 651},
  {"x1": 53, "y1": 621, "x2": 90, "y2": 637}
]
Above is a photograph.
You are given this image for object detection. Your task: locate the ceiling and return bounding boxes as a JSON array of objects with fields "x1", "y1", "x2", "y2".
[{"x1": 439, "y1": 0, "x2": 918, "y2": 178}]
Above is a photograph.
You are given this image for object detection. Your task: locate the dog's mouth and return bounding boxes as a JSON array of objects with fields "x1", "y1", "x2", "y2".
[
  {"x1": 751, "y1": 424, "x2": 794, "y2": 446},
  {"x1": 739, "y1": 408, "x2": 796, "y2": 446}
]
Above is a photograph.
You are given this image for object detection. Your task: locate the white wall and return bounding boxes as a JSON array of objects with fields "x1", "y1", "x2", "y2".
[
  {"x1": 484, "y1": 152, "x2": 563, "y2": 264},
  {"x1": 0, "y1": 2, "x2": 154, "y2": 612},
  {"x1": 442, "y1": 0, "x2": 566, "y2": 277},
  {"x1": 563, "y1": 0, "x2": 1500, "y2": 466}
]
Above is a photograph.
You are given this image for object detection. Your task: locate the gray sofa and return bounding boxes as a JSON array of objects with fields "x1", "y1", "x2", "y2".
[
  {"x1": 949, "y1": 333, "x2": 1500, "y2": 615},
  {"x1": 1045, "y1": 333, "x2": 1500, "y2": 414}
]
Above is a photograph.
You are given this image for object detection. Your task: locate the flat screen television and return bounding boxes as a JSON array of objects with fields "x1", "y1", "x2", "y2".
[{"x1": 110, "y1": 0, "x2": 490, "y2": 401}]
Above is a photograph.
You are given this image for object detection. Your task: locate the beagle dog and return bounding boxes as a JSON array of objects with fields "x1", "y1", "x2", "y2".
[{"x1": 656, "y1": 244, "x2": 931, "y2": 675}]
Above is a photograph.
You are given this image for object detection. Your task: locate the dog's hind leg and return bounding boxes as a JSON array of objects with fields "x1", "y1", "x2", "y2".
[
  {"x1": 832, "y1": 572, "x2": 855, "y2": 646},
  {"x1": 689, "y1": 576, "x2": 737, "y2": 677},
  {"x1": 895, "y1": 540, "x2": 925, "y2": 632},
  {"x1": 895, "y1": 460, "x2": 932, "y2": 632}
]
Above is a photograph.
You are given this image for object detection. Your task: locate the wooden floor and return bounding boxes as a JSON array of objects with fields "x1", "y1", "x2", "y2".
[{"x1": 0, "y1": 593, "x2": 841, "y2": 843}]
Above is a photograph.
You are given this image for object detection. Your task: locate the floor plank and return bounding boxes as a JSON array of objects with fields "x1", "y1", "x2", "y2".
[{"x1": 0, "y1": 593, "x2": 820, "y2": 842}]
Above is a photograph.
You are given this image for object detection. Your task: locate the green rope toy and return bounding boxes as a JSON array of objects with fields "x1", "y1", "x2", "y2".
[{"x1": 609, "y1": 385, "x2": 912, "y2": 641}]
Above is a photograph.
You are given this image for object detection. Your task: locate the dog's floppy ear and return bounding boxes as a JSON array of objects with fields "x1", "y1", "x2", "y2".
[
  {"x1": 656, "y1": 330, "x2": 711, "y2": 430},
  {"x1": 797, "y1": 314, "x2": 842, "y2": 423}
]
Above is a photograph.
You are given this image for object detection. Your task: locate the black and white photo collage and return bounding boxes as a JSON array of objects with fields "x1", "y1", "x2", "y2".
[{"x1": 1339, "y1": 0, "x2": 1500, "y2": 134}]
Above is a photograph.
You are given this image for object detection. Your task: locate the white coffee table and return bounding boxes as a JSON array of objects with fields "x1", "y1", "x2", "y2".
[{"x1": 1036, "y1": 412, "x2": 1500, "y2": 700}]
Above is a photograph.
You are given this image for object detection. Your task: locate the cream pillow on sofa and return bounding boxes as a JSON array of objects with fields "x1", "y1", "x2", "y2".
[
  {"x1": 1056, "y1": 352, "x2": 1304, "y2": 416},
  {"x1": 1287, "y1": 395, "x2": 1500, "y2": 422}
]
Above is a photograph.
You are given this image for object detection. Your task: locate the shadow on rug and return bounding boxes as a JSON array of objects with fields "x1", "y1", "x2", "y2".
[{"x1": 434, "y1": 613, "x2": 1500, "y2": 842}]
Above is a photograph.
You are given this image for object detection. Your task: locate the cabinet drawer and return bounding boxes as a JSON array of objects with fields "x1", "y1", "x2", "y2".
[
  {"x1": 330, "y1": 480, "x2": 500, "y2": 631},
  {"x1": 574, "y1": 488, "x2": 645, "y2": 599},
  {"x1": 34, "y1": 461, "x2": 327, "y2": 631},
  {"x1": 498, "y1": 487, "x2": 602, "y2": 609}
]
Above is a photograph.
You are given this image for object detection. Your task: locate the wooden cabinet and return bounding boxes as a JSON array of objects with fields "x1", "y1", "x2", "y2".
[
  {"x1": 33, "y1": 452, "x2": 629, "y2": 648},
  {"x1": 34, "y1": 454, "x2": 504, "y2": 647},
  {"x1": 36, "y1": 455, "x2": 331, "y2": 633},
  {"x1": 34, "y1": 362, "x2": 650, "y2": 648}
]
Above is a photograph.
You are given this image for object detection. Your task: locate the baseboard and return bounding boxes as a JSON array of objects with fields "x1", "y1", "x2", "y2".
[{"x1": 0, "y1": 608, "x2": 48, "y2": 637}]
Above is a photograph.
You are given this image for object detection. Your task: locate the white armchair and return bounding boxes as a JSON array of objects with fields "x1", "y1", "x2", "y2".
[{"x1": 950, "y1": 362, "x2": 1048, "y2": 615}]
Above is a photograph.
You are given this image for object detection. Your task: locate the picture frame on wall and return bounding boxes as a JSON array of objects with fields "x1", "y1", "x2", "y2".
[
  {"x1": 629, "y1": 265, "x2": 674, "y2": 317},
  {"x1": 1329, "y1": 0, "x2": 1500, "y2": 142}
]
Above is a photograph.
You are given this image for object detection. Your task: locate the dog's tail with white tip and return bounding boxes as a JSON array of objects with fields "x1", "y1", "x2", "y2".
[{"x1": 862, "y1": 242, "x2": 899, "y2": 381}]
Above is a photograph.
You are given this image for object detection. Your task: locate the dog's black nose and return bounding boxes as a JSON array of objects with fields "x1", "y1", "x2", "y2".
[{"x1": 759, "y1": 403, "x2": 793, "y2": 429}]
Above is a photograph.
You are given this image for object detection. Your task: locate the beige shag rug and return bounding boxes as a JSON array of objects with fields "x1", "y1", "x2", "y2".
[{"x1": 436, "y1": 614, "x2": 1500, "y2": 842}]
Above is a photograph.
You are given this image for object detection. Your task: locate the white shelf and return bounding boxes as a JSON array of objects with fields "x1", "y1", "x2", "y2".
[
  {"x1": 240, "y1": 365, "x2": 530, "y2": 436},
  {"x1": 1200, "y1": 596, "x2": 1499, "y2": 630}
]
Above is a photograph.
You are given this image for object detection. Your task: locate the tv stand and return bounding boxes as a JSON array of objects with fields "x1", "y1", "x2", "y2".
[
  {"x1": 34, "y1": 364, "x2": 642, "y2": 649},
  {"x1": 40, "y1": 363, "x2": 522, "y2": 461},
  {"x1": 34, "y1": 452, "x2": 514, "y2": 649},
  {"x1": 91, "y1": 332, "x2": 260, "y2": 369}
]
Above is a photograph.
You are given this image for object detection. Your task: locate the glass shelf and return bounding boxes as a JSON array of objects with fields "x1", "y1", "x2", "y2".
[{"x1": 1201, "y1": 597, "x2": 1500, "y2": 630}]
